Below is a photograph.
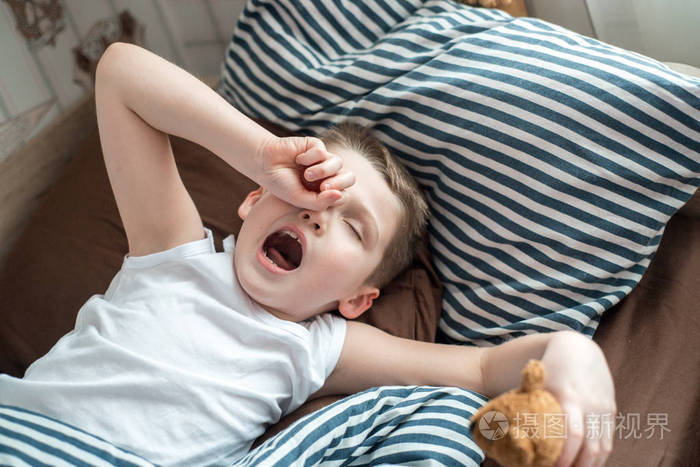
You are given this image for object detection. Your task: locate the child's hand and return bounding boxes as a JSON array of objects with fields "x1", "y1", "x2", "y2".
[
  {"x1": 255, "y1": 135, "x2": 355, "y2": 211},
  {"x1": 541, "y1": 332, "x2": 616, "y2": 467}
]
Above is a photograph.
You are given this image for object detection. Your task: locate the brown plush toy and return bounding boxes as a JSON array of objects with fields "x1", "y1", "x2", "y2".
[
  {"x1": 459, "y1": 0, "x2": 512, "y2": 8},
  {"x1": 470, "y1": 360, "x2": 565, "y2": 467}
]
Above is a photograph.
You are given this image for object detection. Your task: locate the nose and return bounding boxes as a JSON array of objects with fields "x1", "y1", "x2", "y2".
[{"x1": 300, "y1": 210, "x2": 329, "y2": 235}]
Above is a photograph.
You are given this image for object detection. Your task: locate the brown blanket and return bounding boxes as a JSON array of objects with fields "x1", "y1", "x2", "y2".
[{"x1": 0, "y1": 121, "x2": 697, "y2": 465}]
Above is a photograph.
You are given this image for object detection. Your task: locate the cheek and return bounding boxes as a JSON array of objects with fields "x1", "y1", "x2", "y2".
[
  {"x1": 313, "y1": 240, "x2": 370, "y2": 282},
  {"x1": 240, "y1": 197, "x2": 292, "y2": 239},
  {"x1": 234, "y1": 223, "x2": 261, "y2": 261}
]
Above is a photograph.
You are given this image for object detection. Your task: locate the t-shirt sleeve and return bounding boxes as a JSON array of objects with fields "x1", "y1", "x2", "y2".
[
  {"x1": 121, "y1": 227, "x2": 216, "y2": 270},
  {"x1": 307, "y1": 313, "x2": 347, "y2": 380}
]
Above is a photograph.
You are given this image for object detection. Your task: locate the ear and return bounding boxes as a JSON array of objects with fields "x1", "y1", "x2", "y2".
[
  {"x1": 338, "y1": 286, "x2": 380, "y2": 319},
  {"x1": 238, "y1": 186, "x2": 264, "y2": 220}
]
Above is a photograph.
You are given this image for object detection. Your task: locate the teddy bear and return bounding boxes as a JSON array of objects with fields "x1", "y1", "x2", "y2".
[
  {"x1": 459, "y1": 0, "x2": 513, "y2": 8},
  {"x1": 470, "y1": 360, "x2": 565, "y2": 467}
]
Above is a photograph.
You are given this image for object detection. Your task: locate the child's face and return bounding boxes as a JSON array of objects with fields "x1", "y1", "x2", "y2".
[{"x1": 234, "y1": 145, "x2": 402, "y2": 322}]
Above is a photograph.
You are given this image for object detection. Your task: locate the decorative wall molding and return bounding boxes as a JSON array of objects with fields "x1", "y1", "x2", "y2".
[
  {"x1": 0, "y1": 0, "x2": 245, "y2": 158},
  {"x1": 2, "y1": 0, "x2": 66, "y2": 49}
]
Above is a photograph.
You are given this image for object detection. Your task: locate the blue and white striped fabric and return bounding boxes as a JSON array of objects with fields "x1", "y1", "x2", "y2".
[
  {"x1": 0, "y1": 405, "x2": 153, "y2": 467},
  {"x1": 234, "y1": 386, "x2": 487, "y2": 466},
  {"x1": 218, "y1": 0, "x2": 700, "y2": 346},
  {"x1": 1, "y1": 387, "x2": 487, "y2": 466}
]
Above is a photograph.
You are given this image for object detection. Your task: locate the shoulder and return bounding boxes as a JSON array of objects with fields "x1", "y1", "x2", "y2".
[
  {"x1": 298, "y1": 312, "x2": 347, "y2": 379},
  {"x1": 301, "y1": 312, "x2": 347, "y2": 339},
  {"x1": 122, "y1": 227, "x2": 216, "y2": 269}
]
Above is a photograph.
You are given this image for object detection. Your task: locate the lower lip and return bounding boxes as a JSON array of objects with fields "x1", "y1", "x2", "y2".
[{"x1": 257, "y1": 246, "x2": 294, "y2": 275}]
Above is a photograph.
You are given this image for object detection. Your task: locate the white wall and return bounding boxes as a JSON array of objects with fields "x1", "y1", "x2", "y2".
[
  {"x1": 527, "y1": 0, "x2": 700, "y2": 67},
  {"x1": 587, "y1": 0, "x2": 700, "y2": 67},
  {"x1": 525, "y1": 0, "x2": 595, "y2": 37},
  {"x1": 0, "y1": 0, "x2": 246, "y2": 163}
]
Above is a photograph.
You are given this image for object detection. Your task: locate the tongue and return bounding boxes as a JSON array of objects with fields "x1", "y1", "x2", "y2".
[
  {"x1": 263, "y1": 231, "x2": 303, "y2": 270},
  {"x1": 267, "y1": 247, "x2": 295, "y2": 270}
]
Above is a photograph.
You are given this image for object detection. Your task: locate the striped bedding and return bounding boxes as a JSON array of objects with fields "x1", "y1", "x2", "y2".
[
  {"x1": 1, "y1": 387, "x2": 487, "y2": 466},
  {"x1": 0, "y1": 405, "x2": 153, "y2": 467},
  {"x1": 234, "y1": 386, "x2": 487, "y2": 466},
  {"x1": 218, "y1": 0, "x2": 700, "y2": 346}
]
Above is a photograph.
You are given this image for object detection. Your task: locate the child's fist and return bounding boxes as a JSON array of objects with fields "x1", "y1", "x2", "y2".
[
  {"x1": 298, "y1": 164, "x2": 323, "y2": 192},
  {"x1": 256, "y1": 135, "x2": 354, "y2": 211}
]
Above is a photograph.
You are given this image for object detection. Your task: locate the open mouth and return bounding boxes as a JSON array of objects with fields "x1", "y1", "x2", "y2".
[{"x1": 262, "y1": 229, "x2": 303, "y2": 271}]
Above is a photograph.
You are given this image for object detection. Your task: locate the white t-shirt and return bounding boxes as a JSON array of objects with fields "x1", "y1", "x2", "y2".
[{"x1": 0, "y1": 228, "x2": 347, "y2": 466}]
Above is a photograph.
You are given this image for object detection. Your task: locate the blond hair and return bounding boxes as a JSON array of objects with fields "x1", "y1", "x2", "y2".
[{"x1": 320, "y1": 122, "x2": 429, "y2": 288}]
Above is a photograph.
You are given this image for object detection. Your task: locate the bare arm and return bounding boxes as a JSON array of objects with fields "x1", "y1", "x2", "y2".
[
  {"x1": 320, "y1": 322, "x2": 558, "y2": 398},
  {"x1": 95, "y1": 42, "x2": 275, "y2": 256},
  {"x1": 316, "y1": 321, "x2": 487, "y2": 397},
  {"x1": 316, "y1": 321, "x2": 554, "y2": 398},
  {"x1": 97, "y1": 42, "x2": 274, "y2": 181},
  {"x1": 96, "y1": 42, "x2": 348, "y2": 257}
]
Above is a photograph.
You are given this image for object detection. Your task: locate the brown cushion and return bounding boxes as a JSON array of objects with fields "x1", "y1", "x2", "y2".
[
  {"x1": 590, "y1": 210, "x2": 700, "y2": 466},
  {"x1": 678, "y1": 185, "x2": 700, "y2": 218},
  {"x1": 0, "y1": 120, "x2": 441, "y2": 378}
]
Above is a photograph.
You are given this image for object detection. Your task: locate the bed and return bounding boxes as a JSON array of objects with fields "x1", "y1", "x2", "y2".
[{"x1": 1, "y1": 1, "x2": 698, "y2": 465}]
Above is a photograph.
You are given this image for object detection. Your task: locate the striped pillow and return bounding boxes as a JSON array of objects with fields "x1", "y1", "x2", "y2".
[
  {"x1": 0, "y1": 405, "x2": 154, "y2": 467},
  {"x1": 218, "y1": 0, "x2": 700, "y2": 345}
]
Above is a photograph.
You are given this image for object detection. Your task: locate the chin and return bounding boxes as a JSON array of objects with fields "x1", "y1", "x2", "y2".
[{"x1": 233, "y1": 252, "x2": 334, "y2": 321}]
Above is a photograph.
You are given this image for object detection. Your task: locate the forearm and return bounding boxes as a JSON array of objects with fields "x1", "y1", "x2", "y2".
[
  {"x1": 481, "y1": 331, "x2": 590, "y2": 397},
  {"x1": 95, "y1": 42, "x2": 272, "y2": 181}
]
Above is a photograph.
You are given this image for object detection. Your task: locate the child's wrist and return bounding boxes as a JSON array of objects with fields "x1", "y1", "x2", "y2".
[{"x1": 251, "y1": 134, "x2": 279, "y2": 185}]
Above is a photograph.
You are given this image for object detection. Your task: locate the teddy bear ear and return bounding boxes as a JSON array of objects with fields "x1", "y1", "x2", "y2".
[{"x1": 521, "y1": 359, "x2": 546, "y2": 392}]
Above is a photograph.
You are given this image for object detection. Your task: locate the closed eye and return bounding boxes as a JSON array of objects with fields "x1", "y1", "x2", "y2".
[{"x1": 344, "y1": 219, "x2": 362, "y2": 241}]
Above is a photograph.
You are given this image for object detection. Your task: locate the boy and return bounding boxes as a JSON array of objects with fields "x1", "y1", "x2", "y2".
[{"x1": 0, "y1": 43, "x2": 615, "y2": 466}]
